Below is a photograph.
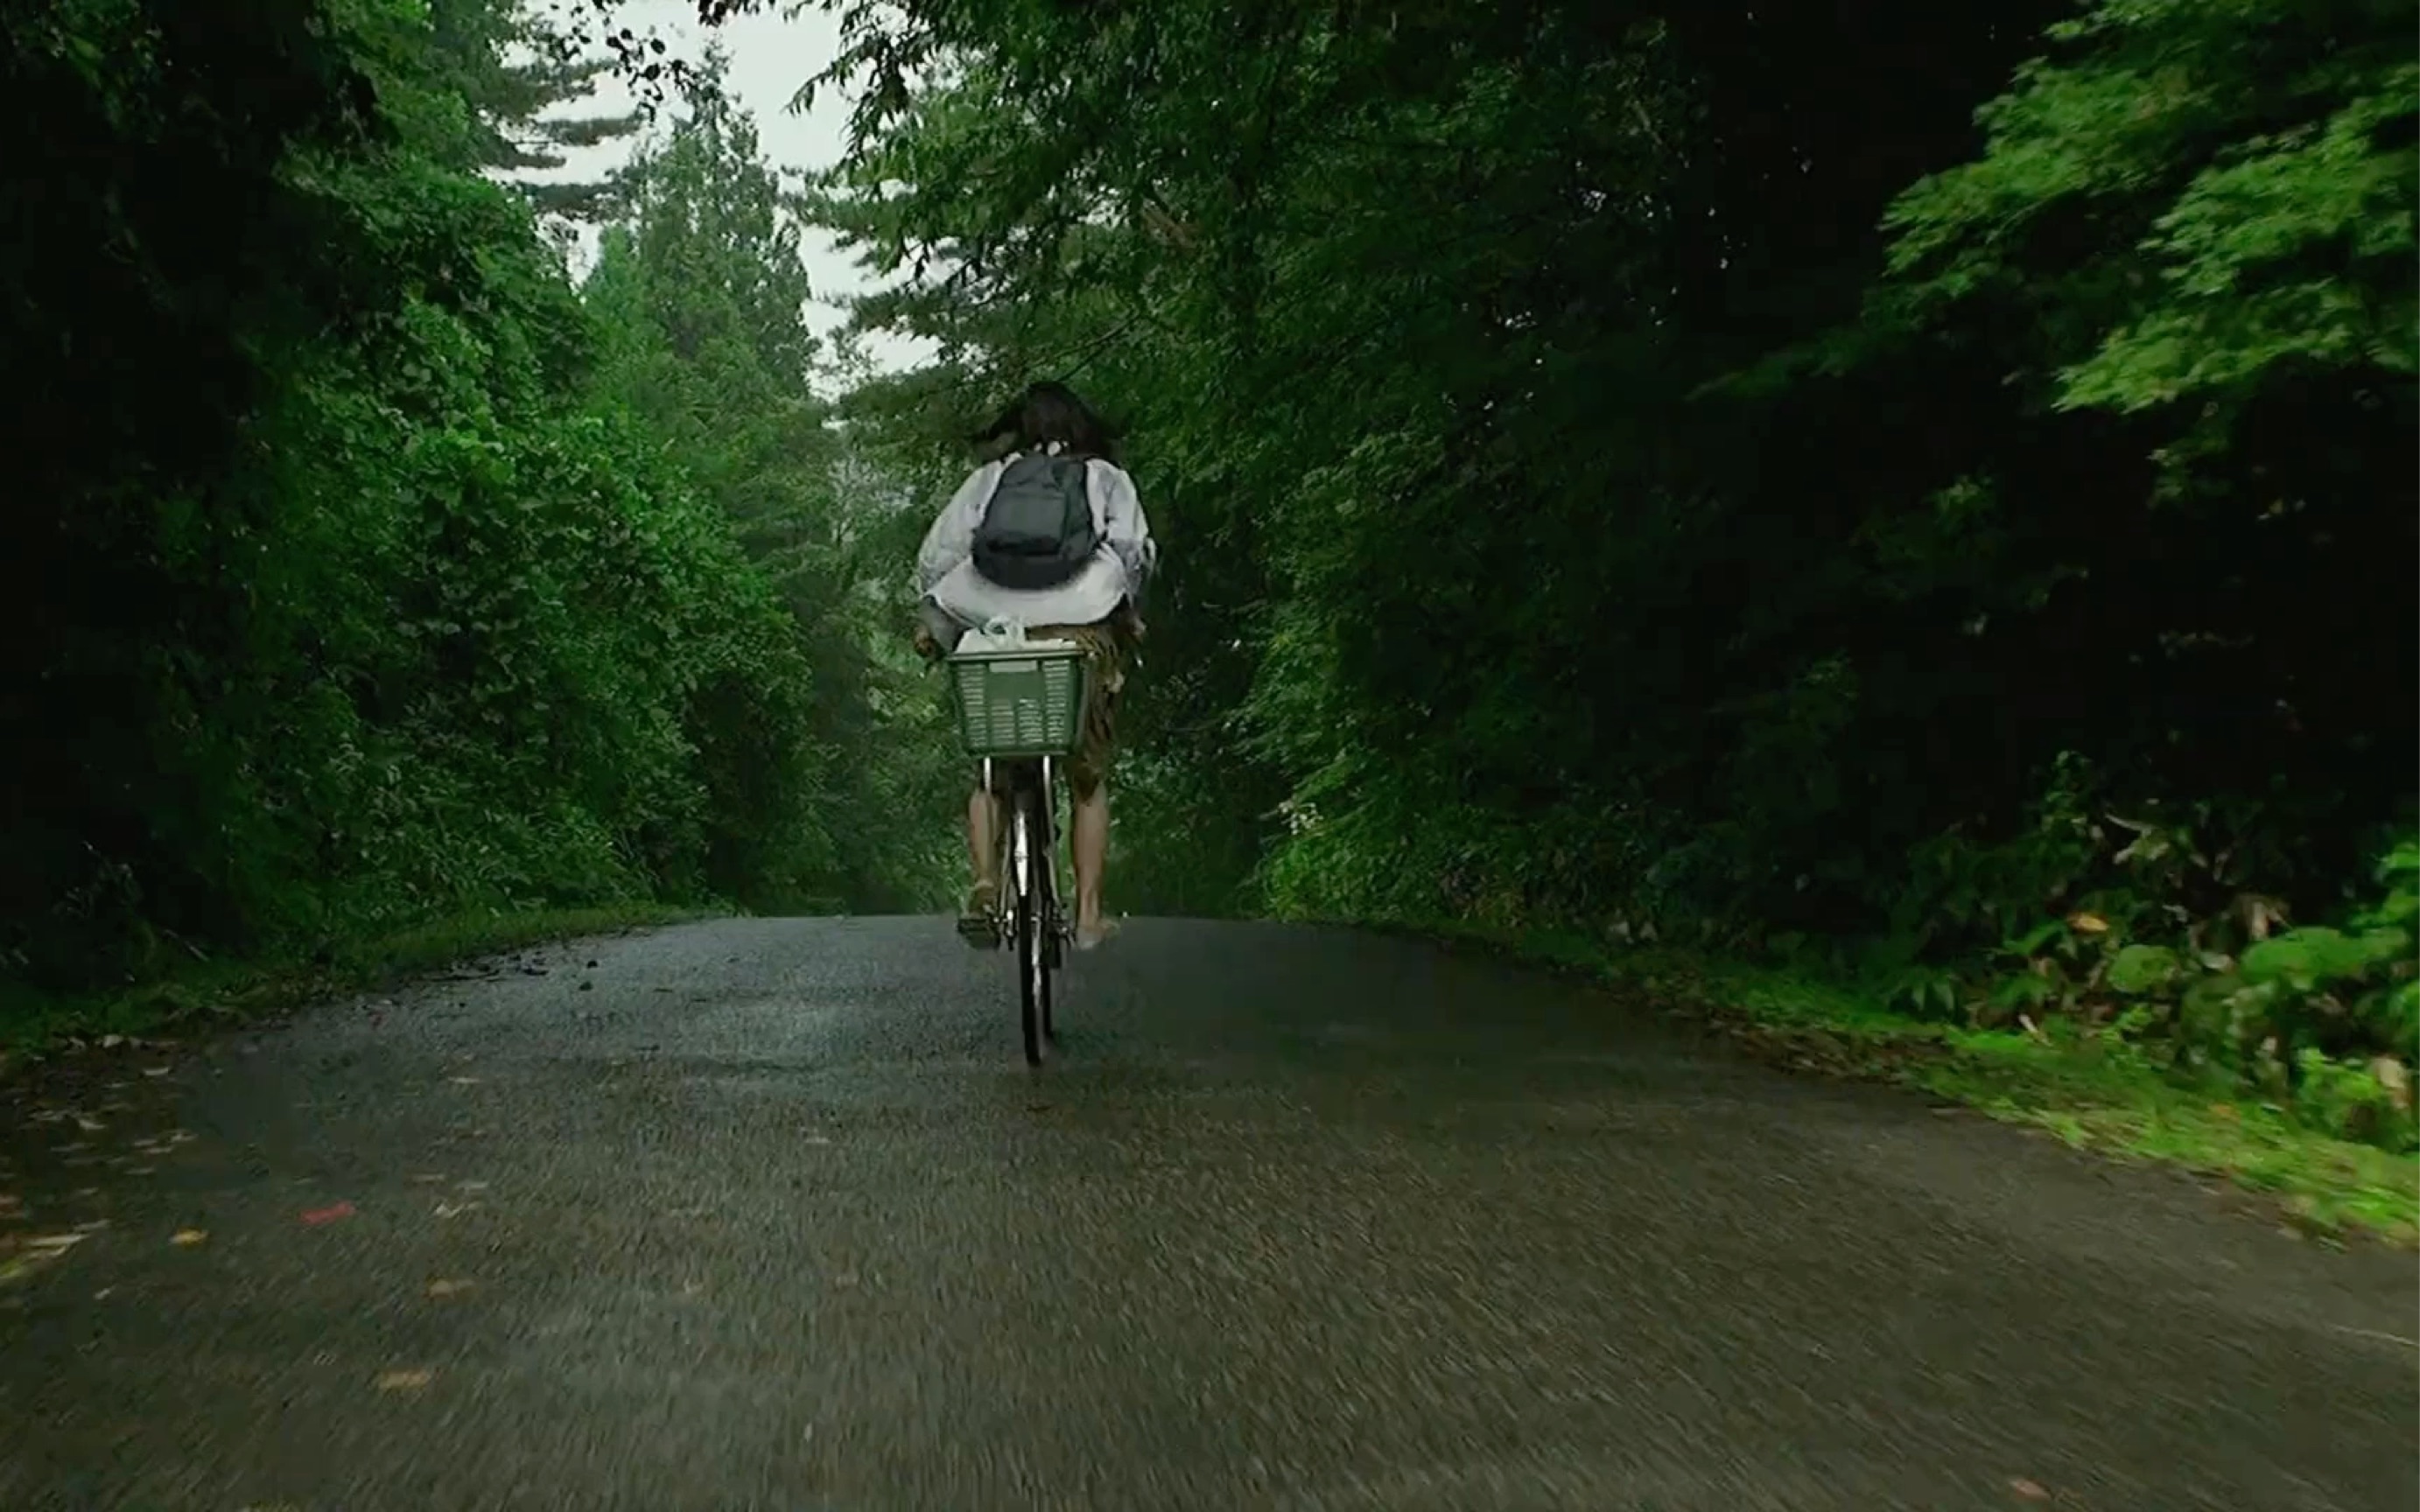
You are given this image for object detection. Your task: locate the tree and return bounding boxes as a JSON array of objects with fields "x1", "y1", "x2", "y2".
[
  {"x1": 425, "y1": 0, "x2": 648, "y2": 224},
  {"x1": 0, "y1": 0, "x2": 901, "y2": 1006},
  {"x1": 584, "y1": 53, "x2": 960, "y2": 910},
  {"x1": 0, "y1": 0, "x2": 383, "y2": 980}
]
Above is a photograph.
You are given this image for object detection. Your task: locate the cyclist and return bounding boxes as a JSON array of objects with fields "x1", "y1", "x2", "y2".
[{"x1": 911, "y1": 381, "x2": 1156, "y2": 952}]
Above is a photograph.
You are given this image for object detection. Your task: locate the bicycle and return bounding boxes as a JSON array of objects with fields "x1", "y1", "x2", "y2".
[{"x1": 938, "y1": 624, "x2": 1089, "y2": 1066}]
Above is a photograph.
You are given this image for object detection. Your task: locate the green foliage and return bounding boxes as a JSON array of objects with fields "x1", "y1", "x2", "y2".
[
  {"x1": 585, "y1": 52, "x2": 961, "y2": 910},
  {"x1": 1966, "y1": 831, "x2": 2420, "y2": 1148},
  {"x1": 0, "y1": 0, "x2": 955, "y2": 1016},
  {"x1": 418, "y1": 0, "x2": 648, "y2": 221},
  {"x1": 2106, "y1": 943, "x2": 2183, "y2": 997},
  {"x1": 1880, "y1": 0, "x2": 2416, "y2": 425}
]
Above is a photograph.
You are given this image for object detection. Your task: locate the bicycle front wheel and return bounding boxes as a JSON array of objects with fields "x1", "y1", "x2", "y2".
[{"x1": 1013, "y1": 788, "x2": 1051, "y2": 1066}]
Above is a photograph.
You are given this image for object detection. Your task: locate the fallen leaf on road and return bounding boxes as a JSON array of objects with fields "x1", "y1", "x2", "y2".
[
  {"x1": 4, "y1": 1236, "x2": 83, "y2": 1284},
  {"x1": 424, "y1": 1278, "x2": 474, "y2": 1298},
  {"x1": 446, "y1": 1076, "x2": 480, "y2": 1087},
  {"x1": 171, "y1": 1229, "x2": 208, "y2": 1247},
  {"x1": 299, "y1": 1202, "x2": 355, "y2": 1227},
  {"x1": 375, "y1": 1368, "x2": 434, "y2": 1392},
  {"x1": 2010, "y1": 1479, "x2": 2050, "y2": 1502},
  {"x1": 141, "y1": 1066, "x2": 171, "y2": 1078},
  {"x1": 456, "y1": 1180, "x2": 489, "y2": 1192},
  {"x1": 409, "y1": 1173, "x2": 447, "y2": 1185},
  {"x1": 431, "y1": 1201, "x2": 480, "y2": 1220}
]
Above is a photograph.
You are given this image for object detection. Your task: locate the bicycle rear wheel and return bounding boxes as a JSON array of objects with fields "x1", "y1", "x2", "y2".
[{"x1": 1035, "y1": 777, "x2": 1061, "y2": 1042}]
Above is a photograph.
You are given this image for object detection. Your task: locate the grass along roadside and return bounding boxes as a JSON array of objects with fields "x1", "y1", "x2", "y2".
[
  {"x1": 0, "y1": 901, "x2": 724, "y2": 1069},
  {"x1": 1396, "y1": 918, "x2": 2420, "y2": 1246}
]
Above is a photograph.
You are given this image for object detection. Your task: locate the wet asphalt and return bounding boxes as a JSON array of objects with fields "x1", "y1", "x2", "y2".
[{"x1": 0, "y1": 916, "x2": 2414, "y2": 1512}]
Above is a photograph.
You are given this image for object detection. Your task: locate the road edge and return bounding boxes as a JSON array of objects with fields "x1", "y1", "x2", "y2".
[
  {"x1": 1350, "y1": 916, "x2": 2419, "y2": 1248},
  {"x1": 0, "y1": 902, "x2": 729, "y2": 1074}
]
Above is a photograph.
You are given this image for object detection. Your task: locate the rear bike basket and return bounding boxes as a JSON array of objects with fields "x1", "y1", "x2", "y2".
[{"x1": 947, "y1": 643, "x2": 1091, "y2": 758}]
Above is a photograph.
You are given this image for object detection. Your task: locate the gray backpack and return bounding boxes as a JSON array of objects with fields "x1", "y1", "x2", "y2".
[{"x1": 971, "y1": 452, "x2": 1100, "y2": 591}]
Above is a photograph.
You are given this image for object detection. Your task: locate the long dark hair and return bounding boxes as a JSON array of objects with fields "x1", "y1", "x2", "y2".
[{"x1": 972, "y1": 380, "x2": 1120, "y2": 464}]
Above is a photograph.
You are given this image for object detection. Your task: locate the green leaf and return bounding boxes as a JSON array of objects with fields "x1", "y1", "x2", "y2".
[
  {"x1": 2107, "y1": 942, "x2": 2181, "y2": 996},
  {"x1": 2241, "y1": 927, "x2": 2407, "y2": 990}
]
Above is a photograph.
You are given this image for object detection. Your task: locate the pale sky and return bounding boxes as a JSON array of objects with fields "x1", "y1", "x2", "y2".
[{"x1": 530, "y1": 0, "x2": 939, "y2": 382}]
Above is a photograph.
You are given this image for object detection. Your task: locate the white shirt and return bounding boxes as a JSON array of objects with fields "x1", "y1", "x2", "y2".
[{"x1": 915, "y1": 445, "x2": 1157, "y2": 628}]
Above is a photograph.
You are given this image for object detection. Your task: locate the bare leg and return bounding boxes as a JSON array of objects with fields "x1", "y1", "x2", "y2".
[
  {"x1": 1071, "y1": 785, "x2": 1109, "y2": 936},
  {"x1": 966, "y1": 788, "x2": 1001, "y2": 895}
]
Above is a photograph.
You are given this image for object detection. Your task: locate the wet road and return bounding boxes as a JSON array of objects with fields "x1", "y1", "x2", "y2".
[{"x1": 2, "y1": 916, "x2": 2414, "y2": 1511}]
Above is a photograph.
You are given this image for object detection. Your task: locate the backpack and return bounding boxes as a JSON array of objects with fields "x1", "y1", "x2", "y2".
[{"x1": 971, "y1": 452, "x2": 1101, "y2": 591}]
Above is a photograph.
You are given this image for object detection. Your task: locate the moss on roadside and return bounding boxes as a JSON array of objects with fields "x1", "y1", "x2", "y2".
[
  {"x1": 1392, "y1": 919, "x2": 2420, "y2": 1246},
  {"x1": 0, "y1": 901, "x2": 725, "y2": 1066}
]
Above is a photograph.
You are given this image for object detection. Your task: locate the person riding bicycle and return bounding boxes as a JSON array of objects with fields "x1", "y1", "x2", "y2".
[{"x1": 911, "y1": 381, "x2": 1156, "y2": 953}]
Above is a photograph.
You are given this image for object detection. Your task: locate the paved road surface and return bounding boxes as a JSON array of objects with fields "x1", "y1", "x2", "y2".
[{"x1": 2, "y1": 917, "x2": 2414, "y2": 1511}]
